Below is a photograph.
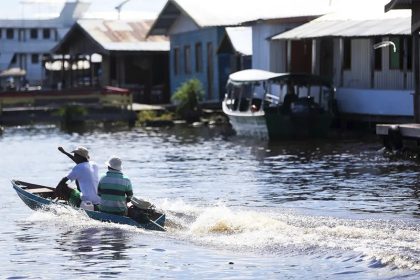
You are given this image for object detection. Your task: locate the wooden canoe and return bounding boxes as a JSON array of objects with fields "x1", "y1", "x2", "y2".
[{"x1": 12, "y1": 179, "x2": 165, "y2": 231}]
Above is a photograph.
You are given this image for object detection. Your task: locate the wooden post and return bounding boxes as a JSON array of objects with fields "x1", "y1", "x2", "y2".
[
  {"x1": 311, "y1": 39, "x2": 316, "y2": 75},
  {"x1": 89, "y1": 55, "x2": 94, "y2": 87},
  {"x1": 370, "y1": 38, "x2": 375, "y2": 89},
  {"x1": 69, "y1": 55, "x2": 73, "y2": 88},
  {"x1": 403, "y1": 37, "x2": 408, "y2": 89},
  {"x1": 287, "y1": 40, "x2": 292, "y2": 72},
  {"x1": 339, "y1": 38, "x2": 344, "y2": 87},
  {"x1": 61, "y1": 54, "x2": 65, "y2": 89},
  {"x1": 414, "y1": 29, "x2": 420, "y2": 122}
]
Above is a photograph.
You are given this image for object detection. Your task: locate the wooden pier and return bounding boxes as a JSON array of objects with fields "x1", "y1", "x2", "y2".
[
  {"x1": 377, "y1": 123, "x2": 420, "y2": 139},
  {"x1": 0, "y1": 87, "x2": 136, "y2": 126},
  {"x1": 376, "y1": 123, "x2": 420, "y2": 153}
]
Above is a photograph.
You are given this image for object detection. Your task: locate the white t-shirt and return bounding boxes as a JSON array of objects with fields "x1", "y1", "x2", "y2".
[{"x1": 67, "y1": 161, "x2": 100, "y2": 204}]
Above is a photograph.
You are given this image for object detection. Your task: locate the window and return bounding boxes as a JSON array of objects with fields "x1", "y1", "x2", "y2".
[
  {"x1": 0, "y1": 29, "x2": 2, "y2": 39},
  {"x1": 43, "y1": 29, "x2": 50, "y2": 39},
  {"x1": 173, "y1": 47, "x2": 180, "y2": 75},
  {"x1": 374, "y1": 38, "x2": 382, "y2": 71},
  {"x1": 30, "y1": 29, "x2": 38, "y2": 39},
  {"x1": 11, "y1": 54, "x2": 17, "y2": 64},
  {"x1": 343, "y1": 38, "x2": 351, "y2": 70},
  {"x1": 184, "y1": 45, "x2": 191, "y2": 74},
  {"x1": 31, "y1": 54, "x2": 39, "y2": 64},
  {"x1": 195, "y1": 43, "x2": 202, "y2": 72},
  {"x1": 6, "y1": 29, "x2": 14, "y2": 39}
]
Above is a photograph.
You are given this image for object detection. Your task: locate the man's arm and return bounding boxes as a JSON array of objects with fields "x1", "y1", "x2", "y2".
[
  {"x1": 58, "y1": 146, "x2": 76, "y2": 163},
  {"x1": 126, "y1": 180, "x2": 133, "y2": 202},
  {"x1": 57, "y1": 177, "x2": 69, "y2": 187}
]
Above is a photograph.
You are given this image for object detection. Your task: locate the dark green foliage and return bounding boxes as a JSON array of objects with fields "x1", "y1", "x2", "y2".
[{"x1": 171, "y1": 79, "x2": 204, "y2": 122}]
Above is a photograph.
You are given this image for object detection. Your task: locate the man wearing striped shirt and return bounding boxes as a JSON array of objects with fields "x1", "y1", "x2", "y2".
[{"x1": 98, "y1": 156, "x2": 133, "y2": 215}]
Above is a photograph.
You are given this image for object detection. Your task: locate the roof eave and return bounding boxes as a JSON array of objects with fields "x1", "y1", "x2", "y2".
[
  {"x1": 51, "y1": 22, "x2": 109, "y2": 55},
  {"x1": 147, "y1": 0, "x2": 201, "y2": 37},
  {"x1": 385, "y1": 0, "x2": 412, "y2": 12}
]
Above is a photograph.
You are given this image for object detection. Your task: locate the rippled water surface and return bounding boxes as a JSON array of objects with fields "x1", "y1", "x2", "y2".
[{"x1": 0, "y1": 125, "x2": 419, "y2": 279}]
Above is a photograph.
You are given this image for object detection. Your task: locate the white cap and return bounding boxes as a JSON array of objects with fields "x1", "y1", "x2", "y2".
[
  {"x1": 105, "y1": 156, "x2": 122, "y2": 171},
  {"x1": 71, "y1": 146, "x2": 89, "y2": 160}
]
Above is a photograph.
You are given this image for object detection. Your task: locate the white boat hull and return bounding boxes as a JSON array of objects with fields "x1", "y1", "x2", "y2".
[{"x1": 222, "y1": 101, "x2": 268, "y2": 139}]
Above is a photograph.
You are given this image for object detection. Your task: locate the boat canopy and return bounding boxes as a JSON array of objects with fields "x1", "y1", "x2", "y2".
[
  {"x1": 273, "y1": 73, "x2": 333, "y2": 88},
  {"x1": 228, "y1": 69, "x2": 332, "y2": 87},
  {"x1": 229, "y1": 69, "x2": 282, "y2": 83}
]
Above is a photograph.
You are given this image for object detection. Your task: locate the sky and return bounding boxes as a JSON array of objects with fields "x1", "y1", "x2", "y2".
[
  {"x1": 0, "y1": 0, "x2": 167, "y2": 20},
  {"x1": 0, "y1": 0, "x2": 393, "y2": 21}
]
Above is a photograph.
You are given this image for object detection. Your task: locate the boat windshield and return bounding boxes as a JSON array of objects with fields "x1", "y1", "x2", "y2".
[{"x1": 225, "y1": 81, "x2": 266, "y2": 112}]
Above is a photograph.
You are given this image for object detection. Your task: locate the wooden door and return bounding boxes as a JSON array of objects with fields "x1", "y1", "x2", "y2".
[{"x1": 290, "y1": 40, "x2": 312, "y2": 73}]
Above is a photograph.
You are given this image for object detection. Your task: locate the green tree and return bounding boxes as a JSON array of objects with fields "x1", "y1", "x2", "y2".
[{"x1": 171, "y1": 79, "x2": 204, "y2": 122}]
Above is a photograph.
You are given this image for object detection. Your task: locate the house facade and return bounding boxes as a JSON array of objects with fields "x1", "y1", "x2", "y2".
[
  {"x1": 0, "y1": 1, "x2": 89, "y2": 89},
  {"x1": 251, "y1": 17, "x2": 323, "y2": 73},
  {"x1": 149, "y1": 0, "x2": 336, "y2": 102},
  {"x1": 385, "y1": 0, "x2": 420, "y2": 122},
  {"x1": 271, "y1": 6, "x2": 414, "y2": 121},
  {"x1": 148, "y1": 0, "x2": 259, "y2": 102},
  {"x1": 168, "y1": 25, "x2": 228, "y2": 101}
]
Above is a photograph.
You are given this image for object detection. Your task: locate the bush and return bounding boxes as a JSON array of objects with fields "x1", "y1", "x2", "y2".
[
  {"x1": 171, "y1": 79, "x2": 204, "y2": 122},
  {"x1": 56, "y1": 105, "x2": 87, "y2": 123},
  {"x1": 137, "y1": 110, "x2": 174, "y2": 124}
]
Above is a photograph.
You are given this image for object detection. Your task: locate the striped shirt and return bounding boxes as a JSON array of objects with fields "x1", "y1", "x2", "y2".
[{"x1": 97, "y1": 170, "x2": 133, "y2": 215}]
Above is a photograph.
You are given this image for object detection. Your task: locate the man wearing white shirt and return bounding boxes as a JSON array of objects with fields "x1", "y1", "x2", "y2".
[{"x1": 57, "y1": 146, "x2": 100, "y2": 206}]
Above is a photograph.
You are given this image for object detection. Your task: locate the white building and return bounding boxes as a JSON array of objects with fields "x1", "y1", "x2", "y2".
[{"x1": 0, "y1": 1, "x2": 90, "y2": 86}]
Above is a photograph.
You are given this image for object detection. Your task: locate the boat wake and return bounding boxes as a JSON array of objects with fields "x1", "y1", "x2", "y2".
[
  {"x1": 157, "y1": 199, "x2": 420, "y2": 271},
  {"x1": 22, "y1": 199, "x2": 420, "y2": 271},
  {"x1": 24, "y1": 204, "x2": 157, "y2": 235}
]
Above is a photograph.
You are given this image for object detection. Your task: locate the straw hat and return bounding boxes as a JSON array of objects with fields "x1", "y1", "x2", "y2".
[
  {"x1": 105, "y1": 156, "x2": 122, "y2": 171},
  {"x1": 71, "y1": 146, "x2": 90, "y2": 160}
]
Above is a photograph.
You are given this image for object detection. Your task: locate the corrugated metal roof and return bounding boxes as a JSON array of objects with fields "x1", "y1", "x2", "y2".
[
  {"x1": 77, "y1": 19, "x2": 169, "y2": 52},
  {"x1": 225, "y1": 27, "x2": 252, "y2": 56},
  {"x1": 175, "y1": 0, "x2": 332, "y2": 26},
  {"x1": 272, "y1": 9, "x2": 411, "y2": 40},
  {"x1": 149, "y1": 0, "x2": 333, "y2": 35},
  {"x1": 102, "y1": 42, "x2": 170, "y2": 52}
]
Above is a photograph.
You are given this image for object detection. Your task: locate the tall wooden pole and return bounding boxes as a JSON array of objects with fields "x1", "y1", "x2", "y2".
[{"x1": 414, "y1": 29, "x2": 420, "y2": 122}]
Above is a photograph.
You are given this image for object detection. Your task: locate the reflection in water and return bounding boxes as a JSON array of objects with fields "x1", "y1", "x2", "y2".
[{"x1": 56, "y1": 227, "x2": 132, "y2": 261}]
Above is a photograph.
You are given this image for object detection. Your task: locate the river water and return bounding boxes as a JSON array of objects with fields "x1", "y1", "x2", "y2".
[{"x1": 0, "y1": 124, "x2": 419, "y2": 279}]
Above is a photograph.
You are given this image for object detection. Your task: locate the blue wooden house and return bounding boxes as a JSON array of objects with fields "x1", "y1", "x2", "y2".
[
  {"x1": 148, "y1": 0, "x2": 254, "y2": 102},
  {"x1": 148, "y1": 0, "x2": 335, "y2": 102}
]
